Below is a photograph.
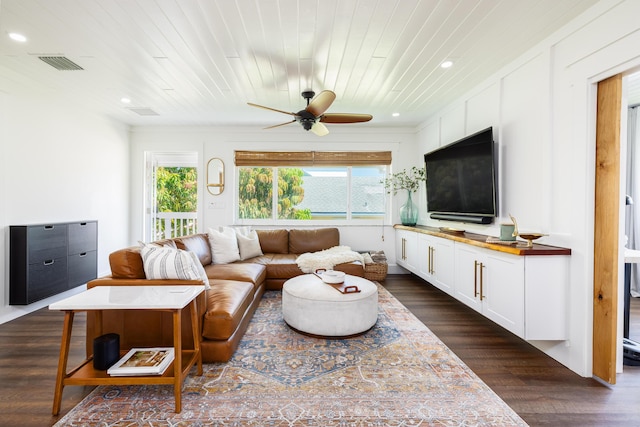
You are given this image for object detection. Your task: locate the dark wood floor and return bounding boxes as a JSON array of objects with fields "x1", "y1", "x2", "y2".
[{"x1": 2, "y1": 274, "x2": 640, "y2": 426}]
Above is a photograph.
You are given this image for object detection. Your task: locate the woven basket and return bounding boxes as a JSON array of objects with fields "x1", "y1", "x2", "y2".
[{"x1": 364, "y1": 251, "x2": 388, "y2": 281}]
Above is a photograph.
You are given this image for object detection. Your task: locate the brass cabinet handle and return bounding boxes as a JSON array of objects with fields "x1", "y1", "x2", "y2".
[
  {"x1": 402, "y1": 238, "x2": 406, "y2": 260},
  {"x1": 474, "y1": 260, "x2": 479, "y2": 297},
  {"x1": 479, "y1": 262, "x2": 485, "y2": 301},
  {"x1": 429, "y1": 246, "x2": 436, "y2": 274}
]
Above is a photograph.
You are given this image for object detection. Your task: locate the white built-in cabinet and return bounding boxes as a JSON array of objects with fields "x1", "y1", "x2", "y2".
[
  {"x1": 454, "y1": 244, "x2": 525, "y2": 337},
  {"x1": 394, "y1": 225, "x2": 570, "y2": 341},
  {"x1": 418, "y1": 234, "x2": 455, "y2": 296},
  {"x1": 396, "y1": 229, "x2": 418, "y2": 272}
]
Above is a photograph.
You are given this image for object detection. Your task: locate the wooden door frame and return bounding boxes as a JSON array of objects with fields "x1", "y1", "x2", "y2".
[{"x1": 593, "y1": 74, "x2": 623, "y2": 384}]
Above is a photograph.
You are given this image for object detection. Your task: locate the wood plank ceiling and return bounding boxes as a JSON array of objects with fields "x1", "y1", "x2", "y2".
[{"x1": 0, "y1": 0, "x2": 603, "y2": 127}]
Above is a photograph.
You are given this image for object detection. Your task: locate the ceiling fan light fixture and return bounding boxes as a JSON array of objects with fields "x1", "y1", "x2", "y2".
[{"x1": 247, "y1": 89, "x2": 372, "y2": 136}]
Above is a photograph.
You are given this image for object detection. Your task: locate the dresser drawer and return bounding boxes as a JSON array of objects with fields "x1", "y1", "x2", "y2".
[
  {"x1": 68, "y1": 222, "x2": 97, "y2": 255},
  {"x1": 27, "y1": 224, "x2": 68, "y2": 264},
  {"x1": 10, "y1": 257, "x2": 69, "y2": 304},
  {"x1": 68, "y1": 250, "x2": 97, "y2": 287}
]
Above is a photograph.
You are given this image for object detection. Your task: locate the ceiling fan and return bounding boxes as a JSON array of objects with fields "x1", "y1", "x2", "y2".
[{"x1": 247, "y1": 90, "x2": 372, "y2": 136}]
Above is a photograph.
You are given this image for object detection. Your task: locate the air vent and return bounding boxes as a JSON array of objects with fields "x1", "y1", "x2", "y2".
[
  {"x1": 38, "y1": 56, "x2": 84, "y2": 71},
  {"x1": 127, "y1": 107, "x2": 159, "y2": 116}
]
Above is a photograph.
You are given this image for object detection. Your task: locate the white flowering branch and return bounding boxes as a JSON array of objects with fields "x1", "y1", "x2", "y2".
[{"x1": 381, "y1": 166, "x2": 426, "y2": 195}]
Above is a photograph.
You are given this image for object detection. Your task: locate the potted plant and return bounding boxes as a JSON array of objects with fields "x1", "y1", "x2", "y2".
[{"x1": 382, "y1": 166, "x2": 426, "y2": 226}]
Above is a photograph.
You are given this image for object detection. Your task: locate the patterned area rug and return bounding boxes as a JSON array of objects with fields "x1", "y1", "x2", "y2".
[{"x1": 55, "y1": 284, "x2": 527, "y2": 426}]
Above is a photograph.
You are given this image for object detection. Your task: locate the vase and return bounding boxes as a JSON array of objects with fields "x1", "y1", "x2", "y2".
[{"x1": 400, "y1": 190, "x2": 418, "y2": 226}]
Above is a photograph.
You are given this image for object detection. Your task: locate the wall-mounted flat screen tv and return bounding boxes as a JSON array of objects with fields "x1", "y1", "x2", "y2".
[{"x1": 424, "y1": 127, "x2": 496, "y2": 223}]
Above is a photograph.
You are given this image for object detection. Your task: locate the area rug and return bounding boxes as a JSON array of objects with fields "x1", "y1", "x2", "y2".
[{"x1": 55, "y1": 283, "x2": 527, "y2": 426}]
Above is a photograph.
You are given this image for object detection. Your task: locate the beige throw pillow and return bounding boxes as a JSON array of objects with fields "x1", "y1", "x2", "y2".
[
  {"x1": 207, "y1": 227, "x2": 241, "y2": 264},
  {"x1": 236, "y1": 227, "x2": 263, "y2": 260}
]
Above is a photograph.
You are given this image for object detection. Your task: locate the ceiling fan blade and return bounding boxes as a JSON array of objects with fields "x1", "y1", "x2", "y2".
[
  {"x1": 320, "y1": 113, "x2": 373, "y2": 123},
  {"x1": 310, "y1": 121, "x2": 329, "y2": 136},
  {"x1": 306, "y1": 90, "x2": 336, "y2": 117},
  {"x1": 247, "y1": 102, "x2": 297, "y2": 117},
  {"x1": 264, "y1": 119, "x2": 296, "y2": 129}
]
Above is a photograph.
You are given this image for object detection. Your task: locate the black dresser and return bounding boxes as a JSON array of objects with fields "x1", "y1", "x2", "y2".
[{"x1": 10, "y1": 221, "x2": 97, "y2": 305}]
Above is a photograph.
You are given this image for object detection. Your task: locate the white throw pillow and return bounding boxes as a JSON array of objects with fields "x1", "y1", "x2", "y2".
[
  {"x1": 140, "y1": 244, "x2": 210, "y2": 289},
  {"x1": 236, "y1": 227, "x2": 263, "y2": 260},
  {"x1": 207, "y1": 227, "x2": 241, "y2": 264}
]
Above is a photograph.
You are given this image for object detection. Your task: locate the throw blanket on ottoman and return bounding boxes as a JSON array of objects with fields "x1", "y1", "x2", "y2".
[{"x1": 296, "y1": 246, "x2": 364, "y2": 273}]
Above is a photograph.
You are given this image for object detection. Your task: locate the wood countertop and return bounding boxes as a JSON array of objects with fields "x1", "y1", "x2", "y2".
[{"x1": 394, "y1": 224, "x2": 571, "y2": 256}]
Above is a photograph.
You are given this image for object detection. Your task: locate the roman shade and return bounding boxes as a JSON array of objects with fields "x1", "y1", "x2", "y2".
[{"x1": 234, "y1": 150, "x2": 391, "y2": 166}]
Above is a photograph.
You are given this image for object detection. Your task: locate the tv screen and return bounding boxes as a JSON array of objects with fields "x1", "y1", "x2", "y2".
[{"x1": 424, "y1": 127, "x2": 496, "y2": 220}]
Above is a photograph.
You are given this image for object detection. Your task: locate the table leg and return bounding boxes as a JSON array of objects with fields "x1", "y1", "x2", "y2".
[
  {"x1": 52, "y1": 311, "x2": 74, "y2": 415},
  {"x1": 172, "y1": 309, "x2": 182, "y2": 413},
  {"x1": 190, "y1": 299, "x2": 203, "y2": 375}
]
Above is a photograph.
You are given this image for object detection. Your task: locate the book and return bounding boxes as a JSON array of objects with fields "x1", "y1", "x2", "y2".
[{"x1": 107, "y1": 347, "x2": 174, "y2": 376}]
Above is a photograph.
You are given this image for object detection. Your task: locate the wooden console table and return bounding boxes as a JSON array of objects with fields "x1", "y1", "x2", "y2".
[{"x1": 49, "y1": 285, "x2": 204, "y2": 415}]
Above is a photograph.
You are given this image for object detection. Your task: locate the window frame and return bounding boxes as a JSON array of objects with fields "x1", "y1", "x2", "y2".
[{"x1": 234, "y1": 151, "x2": 391, "y2": 226}]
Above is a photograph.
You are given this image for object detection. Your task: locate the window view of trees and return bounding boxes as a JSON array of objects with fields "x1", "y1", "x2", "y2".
[
  {"x1": 156, "y1": 167, "x2": 198, "y2": 212},
  {"x1": 155, "y1": 166, "x2": 197, "y2": 239},
  {"x1": 237, "y1": 166, "x2": 386, "y2": 221},
  {"x1": 238, "y1": 167, "x2": 311, "y2": 219}
]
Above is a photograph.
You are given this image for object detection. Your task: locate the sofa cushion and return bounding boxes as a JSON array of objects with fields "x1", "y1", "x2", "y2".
[
  {"x1": 289, "y1": 228, "x2": 339, "y2": 254},
  {"x1": 109, "y1": 246, "x2": 145, "y2": 279},
  {"x1": 256, "y1": 229, "x2": 289, "y2": 254},
  {"x1": 202, "y1": 280, "x2": 254, "y2": 340},
  {"x1": 204, "y1": 263, "x2": 266, "y2": 290},
  {"x1": 208, "y1": 227, "x2": 241, "y2": 264},
  {"x1": 263, "y1": 254, "x2": 304, "y2": 279},
  {"x1": 174, "y1": 234, "x2": 211, "y2": 266}
]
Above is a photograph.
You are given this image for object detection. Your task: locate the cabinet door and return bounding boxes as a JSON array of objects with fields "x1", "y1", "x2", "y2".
[
  {"x1": 27, "y1": 224, "x2": 67, "y2": 264},
  {"x1": 68, "y1": 250, "x2": 97, "y2": 288},
  {"x1": 419, "y1": 234, "x2": 455, "y2": 296},
  {"x1": 432, "y1": 237, "x2": 455, "y2": 295},
  {"x1": 68, "y1": 221, "x2": 97, "y2": 255},
  {"x1": 418, "y1": 234, "x2": 434, "y2": 281},
  {"x1": 454, "y1": 244, "x2": 483, "y2": 312},
  {"x1": 396, "y1": 230, "x2": 418, "y2": 272},
  {"x1": 482, "y1": 252, "x2": 525, "y2": 337}
]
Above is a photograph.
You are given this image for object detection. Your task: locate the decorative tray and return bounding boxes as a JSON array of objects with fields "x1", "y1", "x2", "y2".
[{"x1": 313, "y1": 272, "x2": 360, "y2": 294}]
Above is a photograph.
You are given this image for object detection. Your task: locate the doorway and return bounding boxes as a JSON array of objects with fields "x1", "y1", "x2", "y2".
[{"x1": 144, "y1": 151, "x2": 199, "y2": 242}]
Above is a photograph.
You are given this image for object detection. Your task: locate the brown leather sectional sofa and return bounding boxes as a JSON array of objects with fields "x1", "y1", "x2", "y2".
[{"x1": 85, "y1": 228, "x2": 364, "y2": 363}]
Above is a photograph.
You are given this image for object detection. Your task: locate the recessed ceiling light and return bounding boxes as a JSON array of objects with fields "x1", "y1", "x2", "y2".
[
  {"x1": 120, "y1": 97, "x2": 131, "y2": 104},
  {"x1": 392, "y1": 113, "x2": 400, "y2": 117},
  {"x1": 440, "y1": 60, "x2": 453, "y2": 69},
  {"x1": 9, "y1": 32, "x2": 27, "y2": 42}
]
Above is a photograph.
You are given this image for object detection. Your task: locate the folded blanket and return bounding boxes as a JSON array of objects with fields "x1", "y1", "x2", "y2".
[{"x1": 296, "y1": 245, "x2": 364, "y2": 273}]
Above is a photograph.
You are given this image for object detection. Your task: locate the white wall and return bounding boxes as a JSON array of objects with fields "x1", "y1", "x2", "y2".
[
  {"x1": 129, "y1": 125, "x2": 419, "y2": 271},
  {"x1": 414, "y1": 0, "x2": 640, "y2": 377},
  {"x1": 0, "y1": 92, "x2": 130, "y2": 323}
]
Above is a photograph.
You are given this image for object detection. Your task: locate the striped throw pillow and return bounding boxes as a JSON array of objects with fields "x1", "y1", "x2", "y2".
[{"x1": 140, "y1": 244, "x2": 210, "y2": 289}]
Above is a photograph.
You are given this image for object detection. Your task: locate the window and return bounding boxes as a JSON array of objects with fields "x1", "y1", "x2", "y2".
[{"x1": 235, "y1": 151, "x2": 390, "y2": 223}]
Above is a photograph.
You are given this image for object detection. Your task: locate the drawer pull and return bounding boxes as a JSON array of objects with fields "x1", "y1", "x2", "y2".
[
  {"x1": 80, "y1": 222, "x2": 87, "y2": 226},
  {"x1": 44, "y1": 260, "x2": 55, "y2": 266},
  {"x1": 79, "y1": 252, "x2": 87, "y2": 257},
  {"x1": 44, "y1": 225, "x2": 55, "y2": 230}
]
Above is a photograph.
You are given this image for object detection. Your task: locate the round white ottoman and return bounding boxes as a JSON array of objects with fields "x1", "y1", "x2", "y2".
[{"x1": 282, "y1": 274, "x2": 378, "y2": 337}]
